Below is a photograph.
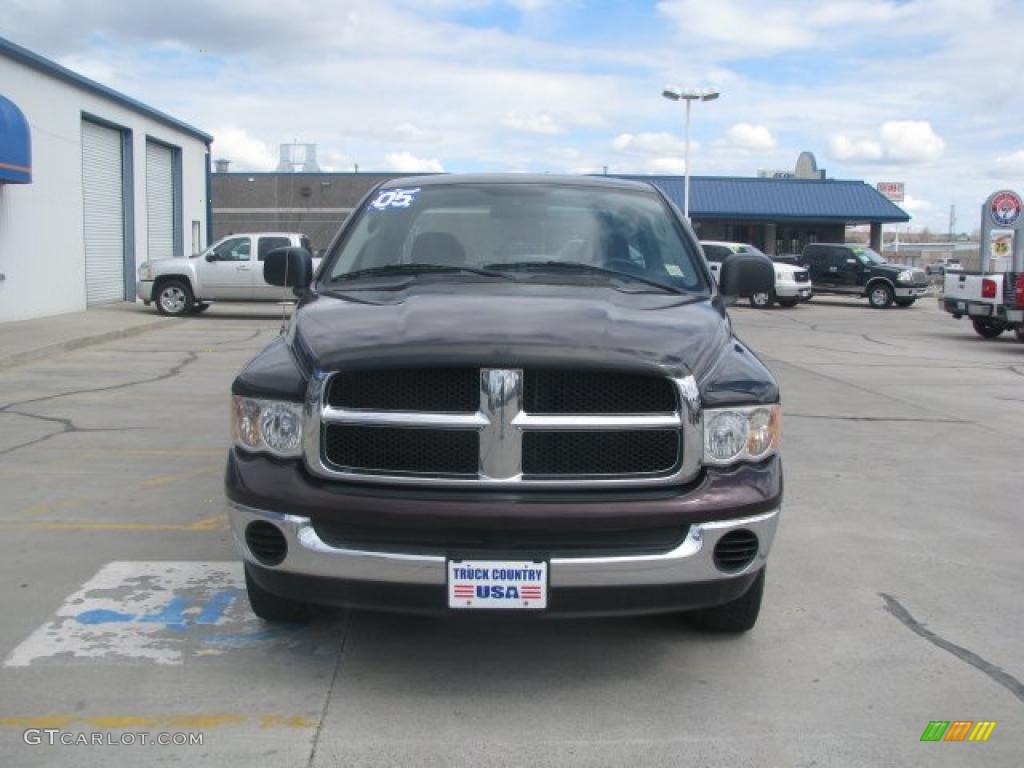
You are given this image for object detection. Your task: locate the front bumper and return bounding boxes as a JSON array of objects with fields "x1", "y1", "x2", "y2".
[
  {"x1": 136, "y1": 279, "x2": 154, "y2": 303},
  {"x1": 895, "y1": 285, "x2": 930, "y2": 298},
  {"x1": 226, "y1": 450, "x2": 782, "y2": 615},
  {"x1": 775, "y1": 282, "x2": 813, "y2": 299}
]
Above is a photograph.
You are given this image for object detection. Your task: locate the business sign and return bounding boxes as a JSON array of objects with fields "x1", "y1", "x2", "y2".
[
  {"x1": 989, "y1": 190, "x2": 1022, "y2": 227},
  {"x1": 877, "y1": 182, "x2": 904, "y2": 202}
]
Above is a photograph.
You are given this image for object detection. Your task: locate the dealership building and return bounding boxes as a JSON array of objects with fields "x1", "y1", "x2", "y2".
[
  {"x1": 210, "y1": 151, "x2": 908, "y2": 256},
  {"x1": 0, "y1": 36, "x2": 212, "y2": 322}
]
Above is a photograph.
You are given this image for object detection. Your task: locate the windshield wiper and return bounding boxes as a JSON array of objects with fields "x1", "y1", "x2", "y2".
[
  {"x1": 331, "y1": 263, "x2": 508, "y2": 282},
  {"x1": 485, "y1": 260, "x2": 686, "y2": 294}
]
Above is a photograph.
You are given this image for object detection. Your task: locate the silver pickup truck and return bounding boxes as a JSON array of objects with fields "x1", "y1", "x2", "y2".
[{"x1": 137, "y1": 232, "x2": 318, "y2": 315}]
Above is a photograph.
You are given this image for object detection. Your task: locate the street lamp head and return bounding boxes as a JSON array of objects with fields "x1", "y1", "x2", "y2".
[
  {"x1": 701, "y1": 89, "x2": 720, "y2": 101},
  {"x1": 661, "y1": 86, "x2": 682, "y2": 101}
]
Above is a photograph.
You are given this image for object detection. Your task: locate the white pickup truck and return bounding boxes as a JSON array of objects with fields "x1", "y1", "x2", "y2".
[
  {"x1": 137, "y1": 233, "x2": 317, "y2": 316},
  {"x1": 941, "y1": 271, "x2": 1024, "y2": 340}
]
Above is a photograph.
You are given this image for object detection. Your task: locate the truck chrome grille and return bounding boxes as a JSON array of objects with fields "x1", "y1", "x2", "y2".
[
  {"x1": 523, "y1": 369, "x2": 677, "y2": 414},
  {"x1": 327, "y1": 368, "x2": 478, "y2": 413},
  {"x1": 306, "y1": 368, "x2": 702, "y2": 487},
  {"x1": 323, "y1": 425, "x2": 479, "y2": 476},
  {"x1": 522, "y1": 430, "x2": 679, "y2": 477}
]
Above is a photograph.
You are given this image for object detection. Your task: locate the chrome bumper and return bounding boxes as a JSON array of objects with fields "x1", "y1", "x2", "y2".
[
  {"x1": 136, "y1": 279, "x2": 154, "y2": 302},
  {"x1": 895, "y1": 285, "x2": 930, "y2": 298},
  {"x1": 228, "y1": 502, "x2": 779, "y2": 588}
]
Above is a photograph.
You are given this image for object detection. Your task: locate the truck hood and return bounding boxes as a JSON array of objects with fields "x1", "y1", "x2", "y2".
[{"x1": 290, "y1": 282, "x2": 732, "y2": 382}]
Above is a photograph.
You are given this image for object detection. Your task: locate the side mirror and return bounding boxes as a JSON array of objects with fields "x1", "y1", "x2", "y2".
[
  {"x1": 718, "y1": 251, "x2": 774, "y2": 299},
  {"x1": 205, "y1": 252, "x2": 216, "y2": 262},
  {"x1": 264, "y1": 247, "x2": 314, "y2": 295}
]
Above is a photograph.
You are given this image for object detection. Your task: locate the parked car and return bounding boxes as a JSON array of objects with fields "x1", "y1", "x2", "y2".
[
  {"x1": 940, "y1": 270, "x2": 1024, "y2": 340},
  {"x1": 137, "y1": 232, "x2": 317, "y2": 316},
  {"x1": 227, "y1": 174, "x2": 782, "y2": 633},
  {"x1": 926, "y1": 259, "x2": 963, "y2": 276},
  {"x1": 702, "y1": 241, "x2": 812, "y2": 308},
  {"x1": 801, "y1": 243, "x2": 929, "y2": 308}
]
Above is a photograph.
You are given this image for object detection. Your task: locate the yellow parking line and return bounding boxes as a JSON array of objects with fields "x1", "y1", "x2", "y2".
[
  {"x1": 0, "y1": 513, "x2": 228, "y2": 532},
  {"x1": 0, "y1": 714, "x2": 316, "y2": 729},
  {"x1": 140, "y1": 467, "x2": 222, "y2": 488}
]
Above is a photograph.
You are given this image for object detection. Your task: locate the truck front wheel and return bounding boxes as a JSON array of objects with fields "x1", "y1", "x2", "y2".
[
  {"x1": 971, "y1": 319, "x2": 1006, "y2": 339},
  {"x1": 867, "y1": 283, "x2": 894, "y2": 309},
  {"x1": 689, "y1": 568, "x2": 764, "y2": 633},
  {"x1": 749, "y1": 290, "x2": 775, "y2": 309},
  {"x1": 155, "y1": 279, "x2": 195, "y2": 317},
  {"x1": 244, "y1": 566, "x2": 310, "y2": 623}
]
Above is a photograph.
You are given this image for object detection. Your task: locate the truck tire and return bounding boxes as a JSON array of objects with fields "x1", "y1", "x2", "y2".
[
  {"x1": 867, "y1": 282, "x2": 894, "y2": 309},
  {"x1": 155, "y1": 279, "x2": 195, "y2": 317},
  {"x1": 690, "y1": 567, "x2": 764, "y2": 633},
  {"x1": 894, "y1": 298, "x2": 916, "y2": 308},
  {"x1": 749, "y1": 290, "x2": 775, "y2": 309},
  {"x1": 244, "y1": 566, "x2": 310, "y2": 623},
  {"x1": 972, "y1": 319, "x2": 1006, "y2": 339}
]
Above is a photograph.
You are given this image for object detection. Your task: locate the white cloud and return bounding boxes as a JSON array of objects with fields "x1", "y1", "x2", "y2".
[
  {"x1": 830, "y1": 121, "x2": 944, "y2": 164},
  {"x1": 717, "y1": 123, "x2": 776, "y2": 151},
  {"x1": 900, "y1": 194, "x2": 931, "y2": 214},
  {"x1": 210, "y1": 126, "x2": 276, "y2": 170},
  {"x1": 612, "y1": 132, "x2": 688, "y2": 156},
  {"x1": 382, "y1": 152, "x2": 445, "y2": 173},
  {"x1": 994, "y1": 149, "x2": 1024, "y2": 175},
  {"x1": 503, "y1": 112, "x2": 563, "y2": 135}
]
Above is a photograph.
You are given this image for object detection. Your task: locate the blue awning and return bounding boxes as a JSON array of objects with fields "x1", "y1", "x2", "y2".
[
  {"x1": 0, "y1": 94, "x2": 31, "y2": 184},
  {"x1": 615, "y1": 175, "x2": 909, "y2": 223}
]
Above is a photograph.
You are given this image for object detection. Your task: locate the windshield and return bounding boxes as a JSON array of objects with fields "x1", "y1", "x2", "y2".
[
  {"x1": 323, "y1": 183, "x2": 707, "y2": 293},
  {"x1": 852, "y1": 247, "x2": 885, "y2": 265}
]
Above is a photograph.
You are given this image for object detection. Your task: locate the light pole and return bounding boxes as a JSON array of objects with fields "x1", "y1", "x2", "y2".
[{"x1": 662, "y1": 86, "x2": 719, "y2": 221}]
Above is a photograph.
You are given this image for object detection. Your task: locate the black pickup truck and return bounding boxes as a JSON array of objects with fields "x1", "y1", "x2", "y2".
[
  {"x1": 226, "y1": 174, "x2": 782, "y2": 633},
  {"x1": 802, "y1": 243, "x2": 929, "y2": 308}
]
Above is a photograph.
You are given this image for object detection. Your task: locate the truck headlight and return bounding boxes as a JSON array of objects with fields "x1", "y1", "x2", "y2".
[
  {"x1": 703, "y1": 405, "x2": 781, "y2": 466},
  {"x1": 897, "y1": 269, "x2": 914, "y2": 283},
  {"x1": 231, "y1": 396, "x2": 303, "y2": 457},
  {"x1": 138, "y1": 262, "x2": 153, "y2": 280}
]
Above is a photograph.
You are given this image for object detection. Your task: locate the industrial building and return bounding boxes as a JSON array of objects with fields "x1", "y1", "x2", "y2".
[
  {"x1": 210, "y1": 152, "x2": 908, "y2": 255},
  {"x1": 0, "y1": 36, "x2": 212, "y2": 322}
]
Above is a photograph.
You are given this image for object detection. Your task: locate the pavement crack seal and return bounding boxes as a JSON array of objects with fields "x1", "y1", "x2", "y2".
[
  {"x1": 879, "y1": 593, "x2": 1024, "y2": 705},
  {"x1": 307, "y1": 611, "x2": 353, "y2": 768},
  {"x1": 0, "y1": 411, "x2": 145, "y2": 457},
  {"x1": 0, "y1": 351, "x2": 199, "y2": 411},
  {"x1": 787, "y1": 413, "x2": 969, "y2": 424}
]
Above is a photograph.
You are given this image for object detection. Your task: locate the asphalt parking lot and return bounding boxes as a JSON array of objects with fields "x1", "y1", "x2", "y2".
[{"x1": 1, "y1": 298, "x2": 1022, "y2": 767}]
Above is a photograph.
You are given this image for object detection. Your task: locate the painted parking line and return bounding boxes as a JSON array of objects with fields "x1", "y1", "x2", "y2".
[
  {"x1": 0, "y1": 513, "x2": 227, "y2": 532},
  {"x1": 0, "y1": 714, "x2": 318, "y2": 730},
  {"x1": 3, "y1": 561, "x2": 339, "y2": 667}
]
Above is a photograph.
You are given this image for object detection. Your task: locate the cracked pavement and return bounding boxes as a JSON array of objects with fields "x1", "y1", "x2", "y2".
[{"x1": 0, "y1": 299, "x2": 1022, "y2": 767}]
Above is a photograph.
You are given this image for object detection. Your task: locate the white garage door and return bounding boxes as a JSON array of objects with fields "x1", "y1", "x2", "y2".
[
  {"x1": 146, "y1": 141, "x2": 175, "y2": 260},
  {"x1": 81, "y1": 120, "x2": 125, "y2": 305}
]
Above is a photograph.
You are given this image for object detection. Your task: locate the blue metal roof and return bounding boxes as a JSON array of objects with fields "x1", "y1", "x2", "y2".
[
  {"x1": 0, "y1": 35, "x2": 212, "y2": 144},
  {"x1": 616, "y1": 175, "x2": 909, "y2": 223},
  {"x1": 0, "y1": 94, "x2": 31, "y2": 183}
]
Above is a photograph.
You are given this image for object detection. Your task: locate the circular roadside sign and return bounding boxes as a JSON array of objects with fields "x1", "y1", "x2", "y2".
[{"x1": 990, "y1": 190, "x2": 1022, "y2": 227}]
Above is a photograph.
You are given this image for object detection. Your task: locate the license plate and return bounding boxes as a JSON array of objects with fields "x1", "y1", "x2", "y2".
[
  {"x1": 968, "y1": 304, "x2": 991, "y2": 316},
  {"x1": 448, "y1": 559, "x2": 548, "y2": 610}
]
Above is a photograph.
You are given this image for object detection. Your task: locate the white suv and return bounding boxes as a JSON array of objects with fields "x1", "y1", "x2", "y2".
[{"x1": 702, "y1": 241, "x2": 812, "y2": 309}]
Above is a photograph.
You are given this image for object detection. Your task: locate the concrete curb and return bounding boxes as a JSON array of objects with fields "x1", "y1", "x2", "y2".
[{"x1": 0, "y1": 317, "x2": 172, "y2": 371}]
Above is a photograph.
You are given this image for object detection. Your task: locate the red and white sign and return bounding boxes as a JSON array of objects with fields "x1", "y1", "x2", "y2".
[
  {"x1": 877, "y1": 182, "x2": 905, "y2": 202},
  {"x1": 448, "y1": 560, "x2": 548, "y2": 609}
]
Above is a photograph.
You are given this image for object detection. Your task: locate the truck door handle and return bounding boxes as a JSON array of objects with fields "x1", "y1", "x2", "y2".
[{"x1": 236, "y1": 266, "x2": 250, "y2": 271}]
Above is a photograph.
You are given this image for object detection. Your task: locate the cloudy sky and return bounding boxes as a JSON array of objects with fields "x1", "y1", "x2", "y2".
[{"x1": 3, "y1": 0, "x2": 1023, "y2": 230}]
